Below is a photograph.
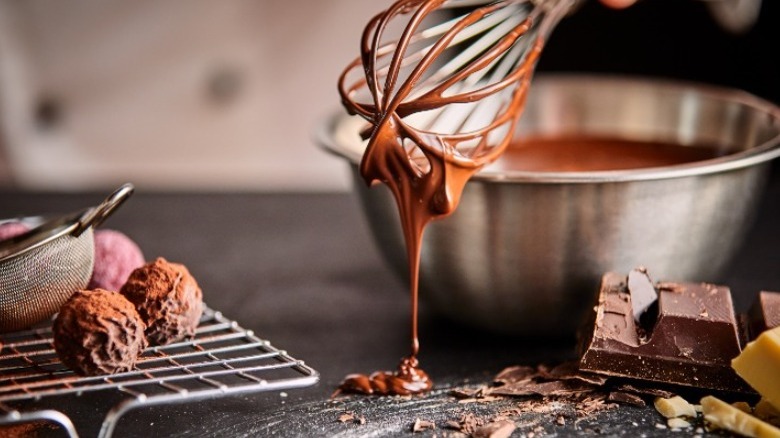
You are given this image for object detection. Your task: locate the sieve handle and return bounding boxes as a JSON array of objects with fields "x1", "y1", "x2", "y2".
[{"x1": 72, "y1": 183, "x2": 135, "y2": 237}]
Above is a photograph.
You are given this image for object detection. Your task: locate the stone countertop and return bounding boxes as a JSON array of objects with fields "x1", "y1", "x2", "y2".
[{"x1": 0, "y1": 169, "x2": 777, "y2": 436}]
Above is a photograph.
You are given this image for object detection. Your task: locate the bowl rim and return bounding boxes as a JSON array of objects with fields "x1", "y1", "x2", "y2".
[{"x1": 315, "y1": 74, "x2": 780, "y2": 184}]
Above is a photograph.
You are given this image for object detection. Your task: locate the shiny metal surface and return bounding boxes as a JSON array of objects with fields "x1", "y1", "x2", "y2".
[
  {"x1": 318, "y1": 75, "x2": 780, "y2": 335},
  {"x1": 0, "y1": 184, "x2": 134, "y2": 332}
]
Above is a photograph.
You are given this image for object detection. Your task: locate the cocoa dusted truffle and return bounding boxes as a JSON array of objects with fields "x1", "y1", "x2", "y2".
[
  {"x1": 120, "y1": 257, "x2": 203, "y2": 345},
  {"x1": 53, "y1": 289, "x2": 148, "y2": 376}
]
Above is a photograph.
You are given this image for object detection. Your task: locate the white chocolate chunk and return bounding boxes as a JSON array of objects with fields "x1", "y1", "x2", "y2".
[
  {"x1": 701, "y1": 396, "x2": 780, "y2": 437},
  {"x1": 668, "y1": 417, "x2": 692, "y2": 429},
  {"x1": 655, "y1": 396, "x2": 697, "y2": 418},
  {"x1": 732, "y1": 327, "x2": 780, "y2": 412}
]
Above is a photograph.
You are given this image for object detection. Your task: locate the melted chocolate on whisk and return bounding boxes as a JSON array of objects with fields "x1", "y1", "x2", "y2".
[{"x1": 336, "y1": 0, "x2": 549, "y2": 396}]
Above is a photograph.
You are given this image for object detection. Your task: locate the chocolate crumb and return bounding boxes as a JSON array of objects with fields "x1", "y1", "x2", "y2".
[
  {"x1": 444, "y1": 420, "x2": 461, "y2": 431},
  {"x1": 450, "y1": 413, "x2": 484, "y2": 435},
  {"x1": 337, "y1": 411, "x2": 365, "y2": 425},
  {"x1": 0, "y1": 421, "x2": 57, "y2": 437},
  {"x1": 412, "y1": 418, "x2": 436, "y2": 432},
  {"x1": 337, "y1": 412, "x2": 354, "y2": 423},
  {"x1": 472, "y1": 420, "x2": 515, "y2": 438},
  {"x1": 556, "y1": 415, "x2": 566, "y2": 426},
  {"x1": 444, "y1": 420, "x2": 462, "y2": 430}
]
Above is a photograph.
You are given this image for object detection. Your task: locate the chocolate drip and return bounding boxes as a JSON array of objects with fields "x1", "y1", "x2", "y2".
[{"x1": 337, "y1": 0, "x2": 555, "y2": 395}]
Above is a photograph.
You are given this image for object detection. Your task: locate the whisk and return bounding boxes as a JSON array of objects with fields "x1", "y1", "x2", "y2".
[
  {"x1": 339, "y1": 0, "x2": 575, "y2": 215},
  {"x1": 335, "y1": 1, "x2": 576, "y2": 376}
]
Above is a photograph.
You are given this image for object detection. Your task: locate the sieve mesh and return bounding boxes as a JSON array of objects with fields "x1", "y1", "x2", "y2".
[{"x1": 0, "y1": 229, "x2": 94, "y2": 332}]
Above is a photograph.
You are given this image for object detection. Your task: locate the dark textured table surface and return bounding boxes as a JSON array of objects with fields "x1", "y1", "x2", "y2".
[{"x1": 0, "y1": 167, "x2": 778, "y2": 437}]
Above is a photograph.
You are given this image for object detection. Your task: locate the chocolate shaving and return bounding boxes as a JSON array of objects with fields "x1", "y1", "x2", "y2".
[
  {"x1": 448, "y1": 413, "x2": 484, "y2": 435},
  {"x1": 494, "y1": 365, "x2": 537, "y2": 385},
  {"x1": 575, "y1": 394, "x2": 615, "y2": 417},
  {"x1": 607, "y1": 391, "x2": 646, "y2": 407},
  {"x1": 490, "y1": 379, "x2": 596, "y2": 397},
  {"x1": 450, "y1": 387, "x2": 488, "y2": 399},
  {"x1": 613, "y1": 383, "x2": 675, "y2": 399},
  {"x1": 495, "y1": 362, "x2": 608, "y2": 388},
  {"x1": 541, "y1": 361, "x2": 609, "y2": 386}
]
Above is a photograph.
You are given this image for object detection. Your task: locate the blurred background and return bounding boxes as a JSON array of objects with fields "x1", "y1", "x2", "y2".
[{"x1": 0, "y1": 0, "x2": 777, "y2": 192}]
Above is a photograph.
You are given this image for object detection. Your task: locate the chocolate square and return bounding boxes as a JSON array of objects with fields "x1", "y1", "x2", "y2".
[{"x1": 578, "y1": 272, "x2": 752, "y2": 393}]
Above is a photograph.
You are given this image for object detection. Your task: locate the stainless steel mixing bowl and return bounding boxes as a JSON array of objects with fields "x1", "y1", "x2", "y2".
[{"x1": 317, "y1": 75, "x2": 780, "y2": 336}]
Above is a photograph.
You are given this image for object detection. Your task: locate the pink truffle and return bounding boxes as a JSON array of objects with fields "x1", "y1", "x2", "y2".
[
  {"x1": 0, "y1": 221, "x2": 30, "y2": 241},
  {"x1": 88, "y1": 229, "x2": 145, "y2": 292}
]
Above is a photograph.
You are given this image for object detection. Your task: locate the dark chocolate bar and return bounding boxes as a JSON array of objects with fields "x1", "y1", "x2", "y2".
[{"x1": 578, "y1": 271, "x2": 753, "y2": 393}]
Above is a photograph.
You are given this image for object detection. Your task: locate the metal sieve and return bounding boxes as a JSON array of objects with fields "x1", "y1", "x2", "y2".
[{"x1": 0, "y1": 183, "x2": 134, "y2": 332}]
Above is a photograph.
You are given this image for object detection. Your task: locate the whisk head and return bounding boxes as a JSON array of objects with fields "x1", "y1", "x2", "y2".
[{"x1": 339, "y1": 0, "x2": 574, "y2": 182}]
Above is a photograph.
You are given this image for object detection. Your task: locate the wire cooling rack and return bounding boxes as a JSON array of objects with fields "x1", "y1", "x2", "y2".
[{"x1": 0, "y1": 306, "x2": 319, "y2": 437}]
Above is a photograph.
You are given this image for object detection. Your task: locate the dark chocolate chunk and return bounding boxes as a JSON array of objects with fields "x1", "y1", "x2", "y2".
[
  {"x1": 747, "y1": 291, "x2": 780, "y2": 339},
  {"x1": 578, "y1": 272, "x2": 752, "y2": 393}
]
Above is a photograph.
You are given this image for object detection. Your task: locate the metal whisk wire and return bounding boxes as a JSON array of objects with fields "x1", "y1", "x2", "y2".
[{"x1": 339, "y1": 0, "x2": 574, "y2": 170}]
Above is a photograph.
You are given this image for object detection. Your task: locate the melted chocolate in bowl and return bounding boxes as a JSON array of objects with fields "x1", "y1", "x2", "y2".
[
  {"x1": 487, "y1": 137, "x2": 731, "y2": 173},
  {"x1": 320, "y1": 75, "x2": 780, "y2": 340}
]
